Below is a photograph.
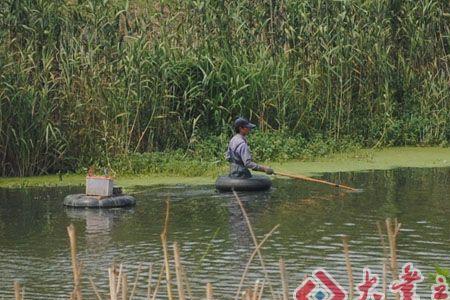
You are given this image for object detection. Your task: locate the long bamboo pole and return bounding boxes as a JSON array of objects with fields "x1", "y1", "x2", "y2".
[{"x1": 275, "y1": 171, "x2": 358, "y2": 191}]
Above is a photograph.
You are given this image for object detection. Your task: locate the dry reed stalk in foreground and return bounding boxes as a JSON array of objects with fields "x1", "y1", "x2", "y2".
[
  {"x1": 129, "y1": 263, "x2": 142, "y2": 300},
  {"x1": 279, "y1": 258, "x2": 289, "y2": 300},
  {"x1": 173, "y1": 242, "x2": 186, "y2": 300},
  {"x1": 382, "y1": 261, "x2": 388, "y2": 299},
  {"x1": 386, "y1": 218, "x2": 401, "y2": 279},
  {"x1": 377, "y1": 221, "x2": 390, "y2": 300},
  {"x1": 181, "y1": 260, "x2": 193, "y2": 299},
  {"x1": 235, "y1": 225, "x2": 280, "y2": 300},
  {"x1": 161, "y1": 199, "x2": 173, "y2": 300},
  {"x1": 121, "y1": 273, "x2": 128, "y2": 300},
  {"x1": 252, "y1": 280, "x2": 260, "y2": 300},
  {"x1": 109, "y1": 267, "x2": 118, "y2": 300},
  {"x1": 67, "y1": 224, "x2": 82, "y2": 300},
  {"x1": 377, "y1": 221, "x2": 390, "y2": 266},
  {"x1": 241, "y1": 280, "x2": 264, "y2": 300},
  {"x1": 88, "y1": 276, "x2": 102, "y2": 300},
  {"x1": 342, "y1": 235, "x2": 354, "y2": 299},
  {"x1": 151, "y1": 263, "x2": 165, "y2": 300},
  {"x1": 206, "y1": 282, "x2": 214, "y2": 300},
  {"x1": 147, "y1": 263, "x2": 153, "y2": 299},
  {"x1": 115, "y1": 264, "x2": 123, "y2": 297},
  {"x1": 386, "y1": 218, "x2": 401, "y2": 300},
  {"x1": 232, "y1": 190, "x2": 276, "y2": 298},
  {"x1": 14, "y1": 281, "x2": 22, "y2": 300},
  {"x1": 257, "y1": 281, "x2": 266, "y2": 300}
]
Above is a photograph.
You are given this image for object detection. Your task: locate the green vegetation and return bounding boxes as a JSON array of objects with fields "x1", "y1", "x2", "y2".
[
  {"x1": 0, "y1": 0, "x2": 449, "y2": 176},
  {"x1": 1, "y1": 147, "x2": 449, "y2": 188}
]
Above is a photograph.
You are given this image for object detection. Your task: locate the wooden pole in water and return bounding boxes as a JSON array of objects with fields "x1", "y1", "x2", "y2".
[{"x1": 275, "y1": 171, "x2": 358, "y2": 191}]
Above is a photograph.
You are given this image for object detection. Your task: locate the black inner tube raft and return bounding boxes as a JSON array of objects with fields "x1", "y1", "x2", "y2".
[
  {"x1": 215, "y1": 175, "x2": 272, "y2": 192},
  {"x1": 63, "y1": 194, "x2": 136, "y2": 208}
]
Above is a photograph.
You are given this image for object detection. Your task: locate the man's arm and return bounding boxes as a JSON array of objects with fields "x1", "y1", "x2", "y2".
[
  {"x1": 238, "y1": 143, "x2": 274, "y2": 174},
  {"x1": 238, "y1": 143, "x2": 261, "y2": 170},
  {"x1": 225, "y1": 148, "x2": 231, "y2": 162}
]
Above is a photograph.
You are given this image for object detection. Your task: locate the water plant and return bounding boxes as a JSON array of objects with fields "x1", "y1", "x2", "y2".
[{"x1": 1, "y1": 0, "x2": 448, "y2": 176}]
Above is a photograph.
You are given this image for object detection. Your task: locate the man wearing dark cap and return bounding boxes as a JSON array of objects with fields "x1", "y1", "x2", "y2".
[{"x1": 225, "y1": 117, "x2": 274, "y2": 178}]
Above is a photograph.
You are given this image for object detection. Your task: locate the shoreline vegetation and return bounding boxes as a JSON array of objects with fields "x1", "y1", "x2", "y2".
[
  {"x1": 0, "y1": 147, "x2": 448, "y2": 189},
  {"x1": 1, "y1": 0, "x2": 448, "y2": 177}
]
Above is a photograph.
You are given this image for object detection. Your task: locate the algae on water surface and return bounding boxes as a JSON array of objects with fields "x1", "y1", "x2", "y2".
[{"x1": 0, "y1": 147, "x2": 448, "y2": 189}]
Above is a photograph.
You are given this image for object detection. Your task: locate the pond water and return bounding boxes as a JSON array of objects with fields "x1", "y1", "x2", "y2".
[{"x1": 0, "y1": 167, "x2": 449, "y2": 299}]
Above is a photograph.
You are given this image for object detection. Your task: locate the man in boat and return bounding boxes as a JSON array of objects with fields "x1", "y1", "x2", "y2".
[{"x1": 226, "y1": 117, "x2": 274, "y2": 178}]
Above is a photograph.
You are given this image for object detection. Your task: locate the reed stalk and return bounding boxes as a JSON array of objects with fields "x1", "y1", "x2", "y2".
[
  {"x1": 161, "y1": 199, "x2": 173, "y2": 300},
  {"x1": 386, "y1": 218, "x2": 401, "y2": 300},
  {"x1": 14, "y1": 281, "x2": 22, "y2": 300},
  {"x1": 67, "y1": 224, "x2": 82, "y2": 300},
  {"x1": 257, "y1": 280, "x2": 265, "y2": 300},
  {"x1": 233, "y1": 190, "x2": 276, "y2": 298},
  {"x1": 129, "y1": 263, "x2": 142, "y2": 300},
  {"x1": 151, "y1": 263, "x2": 165, "y2": 300},
  {"x1": 279, "y1": 258, "x2": 289, "y2": 300},
  {"x1": 235, "y1": 225, "x2": 280, "y2": 300},
  {"x1": 252, "y1": 280, "x2": 260, "y2": 300},
  {"x1": 116, "y1": 264, "x2": 123, "y2": 297},
  {"x1": 121, "y1": 273, "x2": 128, "y2": 300},
  {"x1": 173, "y1": 242, "x2": 186, "y2": 300},
  {"x1": 109, "y1": 267, "x2": 118, "y2": 300},
  {"x1": 146, "y1": 263, "x2": 153, "y2": 299},
  {"x1": 342, "y1": 235, "x2": 354, "y2": 299},
  {"x1": 88, "y1": 277, "x2": 103, "y2": 300},
  {"x1": 206, "y1": 282, "x2": 214, "y2": 300},
  {"x1": 1, "y1": 0, "x2": 448, "y2": 177},
  {"x1": 181, "y1": 262, "x2": 193, "y2": 299},
  {"x1": 386, "y1": 218, "x2": 401, "y2": 279},
  {"x1": 382, "y1": 261, "x2": 388, "y2": 300},
  {"x1": 377, "y1": 222, "x2": 390, "y2": 270}
]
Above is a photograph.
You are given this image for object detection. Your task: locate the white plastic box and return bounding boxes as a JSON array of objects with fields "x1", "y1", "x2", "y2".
[{"x1": 86, "y1": 176, "x2": 114, "y2": 196}]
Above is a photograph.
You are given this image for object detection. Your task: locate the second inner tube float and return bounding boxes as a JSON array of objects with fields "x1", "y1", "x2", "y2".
[
  {"x1": 215, "y1": 175, "x2": 272, "y2": 192},
  {"x1": 64, "y1": 169, "x2": 136, "y2": 208},
  {"x1": 63, "y1": 193, "x2": 136, "y2": 208}
]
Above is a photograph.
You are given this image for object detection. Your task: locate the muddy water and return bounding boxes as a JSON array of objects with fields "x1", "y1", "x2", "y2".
[{"x1": 0, "y1": 168, "x2": 449, "y2": 299}]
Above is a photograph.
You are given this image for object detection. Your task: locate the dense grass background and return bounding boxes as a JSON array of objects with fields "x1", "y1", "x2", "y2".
[{"x1": 0, "y1": 0, "x2": 449, "y2": 176}]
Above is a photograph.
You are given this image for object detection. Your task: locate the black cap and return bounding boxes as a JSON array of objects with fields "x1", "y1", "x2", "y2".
[{"x1": 234, "y1": 117, "x2": 256, "y2": 130}]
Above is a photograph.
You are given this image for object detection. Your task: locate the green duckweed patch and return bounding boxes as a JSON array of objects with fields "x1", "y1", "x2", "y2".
[{"x1": 0, "y1": 147, "x2": 448, "y2": 189}]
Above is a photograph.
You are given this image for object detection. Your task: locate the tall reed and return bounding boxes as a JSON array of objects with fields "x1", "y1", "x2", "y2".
[{"x1": 1, "y1": 0, "x2": 448, "y2": 176}]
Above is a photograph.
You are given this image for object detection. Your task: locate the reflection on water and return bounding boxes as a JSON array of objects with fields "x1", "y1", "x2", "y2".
[
  {"x1": 65, "y1": 208, "x2": 134, "y2": 249},
  {"x1": 0, "y1": 167, "x2": 449, "y2": 298}
]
